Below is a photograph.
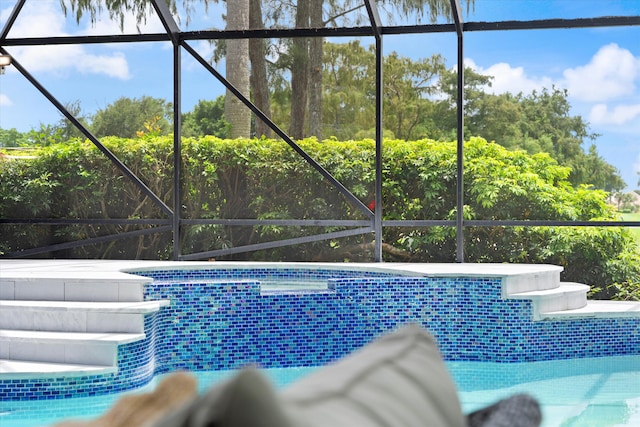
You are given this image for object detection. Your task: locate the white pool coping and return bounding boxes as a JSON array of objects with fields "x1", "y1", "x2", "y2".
[{"x1": 0, "y1": 259, "x2": 563, "y2": 279}]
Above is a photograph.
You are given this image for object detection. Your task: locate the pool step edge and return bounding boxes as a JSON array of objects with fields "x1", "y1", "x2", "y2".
[
  {"x1": 539, "y1": 300, "x2": 640, "y2": 320},
  {"x1": 0, "y1": 359, "x2": 116, "y2": 379},
  {"x1": 0, "y1": 300, "x2": 169, "y2": 333},
  {"x1": 508, "y1": 282, "x2": 590, "y2": 320}
]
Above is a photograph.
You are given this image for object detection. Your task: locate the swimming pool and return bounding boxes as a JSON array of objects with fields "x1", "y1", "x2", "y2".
[
  {"x1": 1, "y1": 261, "x2": 639, "y2": 424},
  {"x1": 2, "y1": 355, "x2": 638, "y2": 427}
]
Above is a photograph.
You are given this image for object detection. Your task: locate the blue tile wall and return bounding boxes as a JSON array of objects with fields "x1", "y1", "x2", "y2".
[{"x1": 2, "y1": 267, "x2": 639, "y2": 401}]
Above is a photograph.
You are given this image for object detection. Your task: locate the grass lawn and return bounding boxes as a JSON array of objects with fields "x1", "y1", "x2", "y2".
[{"x1": 620, "y1": 212, "x2": 640, "y2": 246}]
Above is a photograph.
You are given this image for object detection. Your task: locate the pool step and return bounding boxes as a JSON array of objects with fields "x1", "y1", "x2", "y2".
[
  {"x1": 0, "y1": 300, "x2": 168, "y2": 333},
  {"x1": 0, "y1": 268, "x2": 168, "y2": 381},
  {"x1": 0, "y1": 359, "x2": 116, "y2": 379},
  {"x1": 508, "y1": 282, "x2": 590, "y2": 320},
  {"x1": 501, "y1": 266, "x2": 563, "y2": 295},
  {"x1": 0, "y1": 273, "x2": 150, "y2": 302},
  {"x1": 539, "y1": 300, "x2": 640, "y2": 320},
  {"x1": 0, "y1": 329, "x2": 145, "y2": 366}
]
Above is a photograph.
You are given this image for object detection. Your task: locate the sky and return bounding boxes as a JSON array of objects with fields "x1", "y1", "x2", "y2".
[{"x1": 0, "y1": 0, "x2": 639, "y2": 190}]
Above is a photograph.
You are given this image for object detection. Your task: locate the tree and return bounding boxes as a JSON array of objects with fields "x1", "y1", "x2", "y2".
[
  {"x1": 225, "y1": 0, "x2": 252, "y2": 138},
  {"x1": 53, "y1": 100, "x2": 89, "y2": 141},
  {"x1": 62, "y1": 0, "x2": 208, "y2": 27},
  {"x1": 264, "y1": 0, "x2": 473, "y2": 140},
  {"x1": 182, "y1": 96, "x2": 230, "y2": 137},
  {"x1": 289, "y1": 0, "x2": 311, "y2": 139},
  {"x1": 249, "y1": 0, "x2": 273, "y2": 138},
  {"x1": 91, "y1": 96, "x2": 173, "y2": 138},
  {"x1": 284, "y1": 41, "x2": 446, "y2": 140},
  {"x1": 321, "y1": 41, "x2": 376, "y2": 139},
  {"x1": 435, "y1": 72, "x2": 624, "y2": 191},
  {"x1": 383, "y1": 52, "x2": 445, "y2": 140},
  {"x1": 0, "y1": 128, "x2": 29, "y2": 147}
]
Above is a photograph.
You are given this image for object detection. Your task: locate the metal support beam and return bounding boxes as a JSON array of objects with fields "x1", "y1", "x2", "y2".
[
  {"x1": 145, "y1": 1, "x2": 183, "y2": 259},
  {"x1": 171, "y1": 43, "x2": 182, "y2": 259},
  {"x1": 150, "y1": 0, "x2": 184, "y2": 260},
  {"x1": 365, "y1": 0, "x2": 384, "y2": 262},
  {"x1": 364, "y1": 0, "x2": 383, "y2": 40},
  {"x1": 3, "y1": 16, "x2": 639, "y2": 48},
  {"x1": 373, "y1": 37, "x2": 384, "y2": 262},
  {"x1": 181, "y1": 227, "x2": 373, "y2": 261},
  {"x1": 450, "y1": 0, "x2": 465, "y2": 263}
]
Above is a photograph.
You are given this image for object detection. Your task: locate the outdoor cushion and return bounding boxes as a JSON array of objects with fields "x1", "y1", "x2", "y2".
[
  {"x1": 280, "y1": 323, "x2": 467, "y2": 427},
  {"x1": 152, "y1": 367, "x2": 292, "y2": 427}
]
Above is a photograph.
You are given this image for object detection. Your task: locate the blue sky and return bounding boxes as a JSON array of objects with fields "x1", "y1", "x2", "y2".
[{"x1": 1, "y1": 0, "x2": 639, "y2": 189}]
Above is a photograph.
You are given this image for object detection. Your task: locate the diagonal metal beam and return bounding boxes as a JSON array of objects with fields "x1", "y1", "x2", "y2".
[
  {"x1": 181, "y1": 41, "x2": 373, "y2": 219},
  {"x1": 364, "y1": 0, "x2": 382, "y2": 40},
  {"x1": 0, "y1": 47, "x2": 174, "y2": 217},
  {"x1": 8, "y1": 225, "x2": 173, "y2": 258},
  {"x1": 150, "y1": 0, "x2": 181, "y2": 45},
  {"x1": 450, "y1": 0, "x2": 464, "y2": 36},
  {"x1": 0, "y1": 0, "x2": 25, "y2": 40},
  {"x1": 180, "y1": 227, "x2": 373, "y2": 260}
]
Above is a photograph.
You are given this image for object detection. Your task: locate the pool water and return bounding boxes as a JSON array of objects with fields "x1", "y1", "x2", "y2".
[
  {"x1": 452, "y1": 356, "x2": 640, "y2": 427},
  {"x1": 1, "y1": 357, "x2": 638, "y2": 427}
]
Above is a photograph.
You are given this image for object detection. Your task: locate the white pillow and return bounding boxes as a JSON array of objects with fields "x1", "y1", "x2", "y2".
[{"x1": 280, "y1": 324, "x2": 466, "y2": 427}]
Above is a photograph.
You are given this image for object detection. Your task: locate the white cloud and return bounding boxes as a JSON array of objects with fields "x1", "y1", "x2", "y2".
[
  {"x1": 0, "y1": 93, "x2": 12, "y2": 106},
  {"x1": 590, "y1": 103, "x2": 640, "y2": 126},
  {"x1": 1, "y1": 0, "x2": 130, "y2": 79},
  {"x1": 464, "y1": 59, "x2": 554, "y2": 95},
  {"x1": 466, "y1": 44, "x2": 640, "y2": 128},
  {"x1": 562, "y1": 43, "x2": 640, "y2": 102}
]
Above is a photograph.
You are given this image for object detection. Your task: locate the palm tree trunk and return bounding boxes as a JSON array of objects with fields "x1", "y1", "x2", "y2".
[
  {"x1": 225, "y1": 0, "x2": 251, "y2": 138},
  {"x1": 289, "y1": 0, "x2": 310, "y2": 139},
  {"x1": 308, "y1": 0, "x2": 323, "y2": 139},
  {"x1": 249, "y1": 0, "x2": 273, "y2": 138}
]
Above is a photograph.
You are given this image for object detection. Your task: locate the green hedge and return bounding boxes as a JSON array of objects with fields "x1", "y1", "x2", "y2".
[{"x1": 1, "y1": 136, "x2": 638, "y2": 299}]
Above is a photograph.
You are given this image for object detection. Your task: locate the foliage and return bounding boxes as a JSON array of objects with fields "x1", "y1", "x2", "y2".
[
  {"x1": 182, "y1": 97, "x2": 230, "y2": 138},
  {"x1": 0, "y1": 128, "x2": 31, "y2": 147},
  {"x1": 62, "y1": 0, "x2": 210, "y2": 28},
  {"x1": 91, "y1": 96, "x2": 173, "y2": 138},
  {"x1": 2, "y1": 136, "x2": 639, "y2": 300},
  {"x1": 0, "y1": 138, "x2": 174, "y2": 258},
  {"x1": 267, "y1": 41, "x2": 625, "y2": 192}
]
